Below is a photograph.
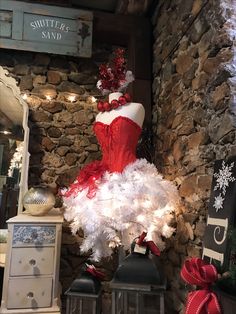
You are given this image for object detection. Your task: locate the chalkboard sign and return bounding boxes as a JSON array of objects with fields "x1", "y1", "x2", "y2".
[
  {"x1": 0, "y1": 0, "x2": 93, "y2": 57},
  {"x1": 202, "y1": 157, "x2": 236, "y2": 270}
]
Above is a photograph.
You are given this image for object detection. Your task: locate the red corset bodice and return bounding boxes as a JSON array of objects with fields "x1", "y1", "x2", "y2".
[
  {"x1": 62, "y1": 116, "x2": 142, "y2": 198},
  {"x1": 94, "y1": 116, "x2": 142, "y2": 172}
]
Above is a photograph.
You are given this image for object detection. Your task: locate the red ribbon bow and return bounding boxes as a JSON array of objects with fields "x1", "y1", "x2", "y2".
[
  {"x1": 86, "y1": 264, "x2": 105, "y2": 280},
  {"x1": 137, "y1": 232, "x2": 160, "y2": 256},
  {"x1": 181, "y1": 258, "x2": 221, "y2": 314}
]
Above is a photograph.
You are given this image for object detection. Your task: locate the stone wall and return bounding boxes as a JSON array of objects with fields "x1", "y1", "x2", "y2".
[
  {"x1": 0, "y1": 49, "x2": 103, "y2": 189},
  {"x1": 0, "y1": 46, "x2": 117, "y2": 312},
  {"x1": 152, "y1": 0, "x2": 236, "y2": 312}
]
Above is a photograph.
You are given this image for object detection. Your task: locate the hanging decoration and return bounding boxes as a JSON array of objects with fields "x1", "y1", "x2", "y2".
[
  {"x1": 96, "y1": 48, "x2": 134, "y2": 95},
  {"x1": 213, "y1": 161, "x2": 236, "y2": 212}
]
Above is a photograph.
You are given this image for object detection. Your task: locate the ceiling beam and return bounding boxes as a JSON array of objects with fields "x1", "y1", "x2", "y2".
[
  {"x1": 115, "y1": 0, "x2": 128, "y2": 14},
  {"x1": 116, "y1": 0, "x2": 154, "y2": 15}
]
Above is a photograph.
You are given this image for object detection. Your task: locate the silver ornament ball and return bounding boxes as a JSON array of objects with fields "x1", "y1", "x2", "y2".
[{"x1": 23, "y1": 187, "x2": 56, "y2": 216}]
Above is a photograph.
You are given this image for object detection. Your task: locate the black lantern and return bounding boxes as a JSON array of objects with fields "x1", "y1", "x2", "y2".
[
  {"x1": 65, "y1": 265, "x2": 103, "y2": 314},
  {"x1": 111, "y1": 235, "x2": 166, "y2": 314}
]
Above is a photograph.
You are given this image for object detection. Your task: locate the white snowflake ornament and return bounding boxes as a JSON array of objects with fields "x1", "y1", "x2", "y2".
[
  {"x1": 213, "y1": 194, "x2": 224, "y2": 212},
  {"x1": 214, "y1": 161, "x2": 236, "y2": 195}
]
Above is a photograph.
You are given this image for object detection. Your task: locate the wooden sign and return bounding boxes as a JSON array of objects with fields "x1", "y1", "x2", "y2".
[
  {"x1": 202, "y1": 157, "x2": 236, "y2": 269},
  {"x1": 0, "y1": 0, "x2": 93, "y2": 57}
]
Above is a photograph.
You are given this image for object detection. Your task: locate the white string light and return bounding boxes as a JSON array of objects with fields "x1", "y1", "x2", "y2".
[
  {"x1": 46, "y1": 94, "x2": 52, "y2": 101},
  {"x1": 137, "y1": 214, "x2": 145, "y2": 223},
  {"x1": 21, "y1": 92, "x2": 97, "y2": 106},
  {"x1": 67, "y1": 94, "x2": 77, "y2": 102}
]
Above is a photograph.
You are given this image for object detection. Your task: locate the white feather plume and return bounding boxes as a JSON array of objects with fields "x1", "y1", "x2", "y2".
[{"x1": 63, "y1": 159, "x2": 179, "y2": 261}]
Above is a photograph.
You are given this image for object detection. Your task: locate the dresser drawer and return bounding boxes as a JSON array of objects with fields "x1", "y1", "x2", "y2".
[
  {"x1": 12, "y1": 224, "x2": 56, "y2": 246},
  {"x1": 10, "y1": 247, "x2": 54, "y2": 276},
  {"x1": 7, "y1": 277, "x2": 52, "y2": 309}
]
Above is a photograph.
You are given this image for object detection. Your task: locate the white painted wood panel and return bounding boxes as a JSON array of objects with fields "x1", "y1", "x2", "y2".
[
  {"x1": 10, "y1": 247, "x2": 54, "y2": 276},
  {"x1": 7, "y1": 277, "x2": 53, "y2": 309},
  {"x1": 0, "y1": 0, "x2": 93, "y2": 57}
]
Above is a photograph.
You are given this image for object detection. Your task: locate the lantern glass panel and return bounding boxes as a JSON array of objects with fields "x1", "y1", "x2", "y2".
[
  {"x1": 127, "y1": 292, "x2": 136, "y2": 313},
  {"x1": 115, "y1": 292, "x2": 136, "y2": 314},
  {"x1": 66, "y1": 295, "x2": 98, "y2": 314},
  {"x1": 143, "y1": 294, "x2": 162, "y2": 314},
  {"x1": 113, "y1": 291, "x2": 164, "y2": 314}
]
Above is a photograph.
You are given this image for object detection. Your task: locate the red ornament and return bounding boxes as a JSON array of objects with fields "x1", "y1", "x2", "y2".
[
  {"x1": 118, "y1": 96, "x2": 127, "y2": 106},
  {"x1": 97, "y1": 93, "x2": 132, "y2": 112},
  {"x1": 97, "y1": 101, "x2": 104, "y2": 112},
  {"x1": 124, "y1": 93, "x2": 131, "y2": 102},
  {"x1": 111, "y1": 99, "x2": 119, "y2": 109},
  {"x1": 103, "y1": 101, "x2": 111, "y2": 111}
]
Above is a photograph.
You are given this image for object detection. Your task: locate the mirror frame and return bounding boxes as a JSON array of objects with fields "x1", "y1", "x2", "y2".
[{"x1": 0, "y1": 66, "x2": 29, "y2": 214}]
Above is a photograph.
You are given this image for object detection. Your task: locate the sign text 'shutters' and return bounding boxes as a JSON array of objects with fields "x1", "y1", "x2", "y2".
[{"x1": 0, "y1": 0, "x2": 93, "y2": 57}]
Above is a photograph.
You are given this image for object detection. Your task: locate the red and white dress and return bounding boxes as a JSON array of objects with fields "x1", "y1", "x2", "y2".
[{"x1": 62, "y1": 115, "x2": 179, "y2": 261}]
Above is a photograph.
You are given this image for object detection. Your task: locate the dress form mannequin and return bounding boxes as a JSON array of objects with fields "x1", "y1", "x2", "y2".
[
  {"x1": 62, "y1": 49, "x2": 180, "y2": 261},
  {"x1": 95, "y1": 92, "x2": 145, "y2": 128}
]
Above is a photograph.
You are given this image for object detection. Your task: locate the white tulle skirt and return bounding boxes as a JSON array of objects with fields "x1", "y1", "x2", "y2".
[{"x1": 62, "y1": 158, "x2": 179, "y2": 261}]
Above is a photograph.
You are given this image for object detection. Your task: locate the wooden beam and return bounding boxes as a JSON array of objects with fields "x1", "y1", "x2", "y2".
[
  {"x1": 93, "y1": 11, "x2": 152, "y2": 123},
  {"x1": 22, "y1": 0, "x2": 71, "y2": 5},
  {"x1": 126, "y1": 0, "x2": 153, "y2": 15}
]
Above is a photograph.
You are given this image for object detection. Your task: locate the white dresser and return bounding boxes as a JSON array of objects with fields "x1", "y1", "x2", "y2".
[{"x1": 0, "y1": 211, "x2": 63, "y2": 314}]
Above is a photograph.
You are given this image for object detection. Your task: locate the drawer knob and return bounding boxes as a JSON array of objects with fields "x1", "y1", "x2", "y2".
[
  {"x1": 27, "y1": 292, "x2": 34, "y2": 298},
  {"x1": 29, "y1": 259, "x2": 36, "y2": 266}
]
